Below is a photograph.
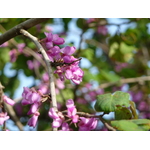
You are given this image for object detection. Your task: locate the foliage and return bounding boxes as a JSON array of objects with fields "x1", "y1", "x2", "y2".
[{"x1": 0, "y1": 18, "x2": 150, "y2": 131}]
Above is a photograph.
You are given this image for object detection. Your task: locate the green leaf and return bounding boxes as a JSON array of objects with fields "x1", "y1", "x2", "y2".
[
  {"x1": 80, "y1": 48, "x2": 94, "y2": 62},
  {"x1": 94, "y1": 91, "x2": 130, "y2": 113},
  {"x1": 0, "y1": 48, "x2": 10, "y2": 70},
  {"x1": 111, "y1": 120, "x2": 144, "y2": 131},
  {"x1": 115, "y1": 106, "x2": 132, "y2": 120},
  {"x1": 98, "y1": 70, "x2": 120, "y2": 82},
  {"x1": 109, "y1": 42, "x2": 136, "y2": 62},
  {"x1": 129, "y1": 101, "x2": 138, "y2": 119},
  {"x1": 111, "y1": 119, "x2": 150, "y2": 131}
]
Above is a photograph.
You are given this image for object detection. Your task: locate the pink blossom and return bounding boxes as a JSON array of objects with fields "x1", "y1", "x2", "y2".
[
  {"x1": 42, "y1": 73, "x2": 49, "y2": 82},
  {"x1": 78, "y1": 117, "x2": 98, "y2": 131},
  {"x1": 59, "y1": 122, "x2": 70, "y2": 131},
  {"x1": 86, "y1": 18, "x2": 96, "y2": 24},
  {"x1": 97, "y1": 26, "x2": 108, "y2": 35},
  {"x1": 48, "y1": 107, "x2": 59, "y2": 119},
  {"x1": 47, "y1": 46, "x2": 61, "y2": 62},
  {"x1": 65, "y1": 66, "x2": 84, "y2": 84},
  {"x1": 52, "y1": 34, "x2": 65, "y2": 45},
  {"x1": 9, "y1": 49, "x2": 17, "y2": 62},
  {"x1": 66, "y1": 99, "x2": 79, "y2": 123},
  {"x1": 0, "y1": 42, "x2": 8, "y2": 47},
  {"x1": 52, "y1": 118, "x2": 63, "y2": 128},
  {"x1": 38, "y1": 84, "x2": 49, "y2": 94},
  {"x1": 0, "y1": 112, "x2": 10, "y2": 125},
  {"x1": 76, "y1": 98, "x2": 87, "y2": 104},
  {"x1": 27, "y1": 60, "x2": 34, "y2": 70},
  {"x1": 21, "y1": 87, "x2": 41, "y2": 105},
  {"x1": 44, "y1": 32, "x2": 65, "y2": 49},
  {"x1": 28, "y1": 111, "x2": 40, "y2": 127},
  {"x1": 27, "y1": 60, "x2": 40, "y2": 70},
  {"x1": 3, "y1": 95, "x2": 15, "y2": 106},
  {"x1": 56, "y1": 79, "x2": 65, "y2": 89},
  {"x1": 27, "y1": 102, "x2": 41, "y2": 115},
  {"x1": 45, "y1": 25, "x2": 53, "y2": 32},
  {"x1": 17, "y1": 43, "x2": 25, "y2": 53},
  {"x1": 48, "y1": 108, "x2": 64, "y2": 128},
  {"x1": 61, "y1": 46, "x2": 76, "y2": 55},
  {"x1": 138, "y1": 101, "x2": 148, "y2": 111},
  {"x1": 42, "y1": 32, "x2": 84, "y2": 85}
]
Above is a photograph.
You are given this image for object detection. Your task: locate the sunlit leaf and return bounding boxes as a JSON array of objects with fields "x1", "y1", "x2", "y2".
[{"x1": 94, "y1": 91, "x2": 130, "y2": 113}]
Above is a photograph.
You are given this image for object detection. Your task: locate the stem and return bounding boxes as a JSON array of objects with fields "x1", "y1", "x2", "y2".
[
  {"x1": 20, "y1": 29, "x2": 58, "y2": 131},
  {"x1": 99, "y1": 76, "x2": 150, "y2": 89},
  {"x1": 0, "y1": 82, "x2": 6, "y2": 130},
  {"x1": 5, "y1": 104, "x2": 24, "y2": 131},
  {"x1": 62, "y1": 111, "x2": 116, "y2": 131},
  {"x1": 0, "y1": 18, "x2": 49, "y2": 45}
]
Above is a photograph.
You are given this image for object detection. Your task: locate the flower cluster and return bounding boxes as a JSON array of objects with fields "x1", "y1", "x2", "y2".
[
  {"x1": 9, "y1": 43, "x2": 25, "y2": 62},
  {"x1": 0, "y1": 95, "x2": 15, "y2": 126},
  {"x1": 42, "y1": 32, "x2": 84, "y2": 84},
  {"x1": 48, "y1": 99, "x2": 98, "y2": 131},
  {"x1": 21, "y1": 87, "x2": 43, "y2": 127},
  {"x1": 76, "y1": 83, "x2": 104, "y2": 104}
]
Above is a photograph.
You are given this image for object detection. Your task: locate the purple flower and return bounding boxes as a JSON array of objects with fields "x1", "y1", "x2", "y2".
[
  {"x1": 65, "y1": 66, "x2": 84, "y2": 84},
  {"x1": 48, "y1": 108, "x2": 64, "y2": 128},
  {"x1": 66, "y1": 99, "x2": 79, "y2": 123},
  {"x1": 138, "y1": 101, "x2": 148, "y2": 111},
  {"x1": 59, "y1": 122, "x2": 70, "y2": 131},
  {"x1": 27, "y1": 60, "x2": 40, "y2": 70},
  {"x1": 44, "y1": 32, "x2": 65, "y2": 49},
  {"x1": 47, "y1": 46, "x2": 61, "y2": 62},
  {"x1": 52, "y1": 118, "x2": 63, "y2": 128},
  {"x1": 42, "y1": 32, "x2": 84, "y2": 85},
  {"x1": 21, "y1": 87, "x2": 41, "y2": 105},
  {"x1": 52, "y1": 34, "x2": 65, "y2": 45},
  {"x1": 56, "y1": 79, "x2": 65, "y2": 89},
  {"x1": 61, "y1": 46, "x2": 76, "y2": 55},
  {"x1": 17, "y1": 43, "x2": 25, "y2": 53},
  {"x1": 97, "y1": 26, "x2": 108, "y2": 35},
  {"x1": 9, "y1": 49, "x2": 17, "y2": 62},
  {"x1": 28, "y1": 111, "x2": 40, "y2": 127},
  {"x1": 27, "y1": 102, "x2": 41, "y2": 115},
  {"x1": 48, "y1": 107, "x2": 59, "y2": 119},
  {"x1": 42, "y1": 73, "x2": 49, "y2": 82},
  {"x1": 78, "y1": 117, "x2": 98, "y2": 131},
  {"x1": 3, "y1": 95, "x2": 15, "y2": 106},
  {"x1": 0, "y1": 42, "x2": 8, "y2": 47},
  {"x1": 0, "y1": 112, "x2": 10, "y2": 125}
]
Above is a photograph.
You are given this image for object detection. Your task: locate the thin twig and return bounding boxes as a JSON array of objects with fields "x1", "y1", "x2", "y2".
[
  {"x1": 99, "y1": 76, "x2": 150, "y2": 89},
  {"x1": 0, "y1": 18, "x2": 49, "y2": 45},
  {"x1": 0, "y1": 82, "x2": 7, "y2": 130},
  {"x1": 62, "y1": 111, "x2": 116, "y2": 131},
  {"x1": 5, "y1": 104, "x2": 24, "y2": 131},
  {"x1": 0, "y1": 83, "x2": 23, "y2": 131},
  {"x1": 88, "y1": 19, "x2": 138, "y2": 28},
  {"x1": 20, "y1": 29, "x2": 58, "y2": 131}
]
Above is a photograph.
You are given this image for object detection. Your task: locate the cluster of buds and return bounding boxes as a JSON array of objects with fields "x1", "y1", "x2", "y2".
[
  {"x1": 48, "y1": 99, "x2": 98, "y2": 131},
  {"x1": 41, "y1": 32, "x2": 84, "y2": 84},
  {"x1": 21, "y1": 87, "x2": 51, "y2": 127}
]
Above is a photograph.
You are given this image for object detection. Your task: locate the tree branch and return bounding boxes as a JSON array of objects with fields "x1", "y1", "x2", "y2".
[
  {"x1": 0, "y1": 18, "x2": 49, "y2": 45},
  {"x1": 20, "y1": 29, "x2": 58, "y2": 131},
  {"x1": 99, "y1": 76, "x2": 150, "y2": 89}
]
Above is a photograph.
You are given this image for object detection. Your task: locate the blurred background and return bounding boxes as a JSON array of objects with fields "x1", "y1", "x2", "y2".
[{"x1": 0, "y1": 18, "x2": 150, "y2": 130}]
